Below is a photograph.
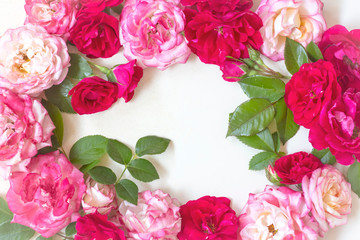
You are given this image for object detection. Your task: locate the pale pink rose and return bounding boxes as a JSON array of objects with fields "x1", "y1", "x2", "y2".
[
  {"x1": 239, "y1": 185, "x2": 319, "y2": 240},
  {"x1": 82, "y1": 177, "x2": 118, "y2": 214},
  {"x1": 120, "y1": 0, "x2": 191, "y2": 70},
  {"x1": 0, "y1": 88, "x2": 54, "y2": 178},
  {"x1": 118, "y1": 189, "x2": 181, "y2": 239},
  {"x1": 256, "y1": 0, "x2": 327, "y2": 61},
  {"x1": 24, "y1": 0, "x2": 80, "y2": 38},
  {"x1": 0, "y1": 24, "x2": 70, "y2": 96},
  {"x1": 302, "y1": 165, "x2": 352, "y2": 235},
  {"x1": 6, "y1": 151, "x2": 86, "y2": 238}
]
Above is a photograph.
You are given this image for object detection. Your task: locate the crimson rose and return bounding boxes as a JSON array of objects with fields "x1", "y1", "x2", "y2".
[
  {"x1": 69, "y1": 11, "x2": 120, "y2": 58},
  {"x1": 285, "y1": 60, "x2": 342, "y2": 128},
  {"x1": 69, "y1": 76, "x2": 119, "y2": 115},
  {"x1": 177, "y1": 196, "x2": 239, "y2": 240},
  {"x1": 181, "y1": 0, "x2": 252, "y2": 15},
  {"x1": 274, "y1": 152, "x2": 323, "y2": 185}
]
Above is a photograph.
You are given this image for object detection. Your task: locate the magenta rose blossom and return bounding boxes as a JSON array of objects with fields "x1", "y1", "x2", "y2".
[
  {"x1": 0, "y1": 88, "x2": 54, "y2": 178},
  {"x1": 69, "y1": 11, "x2": 120, "y2": 58},
  {"x1": 80, "y1": 0, "x2": 123, "y2": 13},
  {"x1": 113, "y1": 60, "x2": 143, "y2": 102},
  {"x1": 69, "y1": 76, "x2": 119, "y2": 115},
  {"x1": 239, "y1": 186, "x2": 319, "y2": 240},
  {"x1": 180, "y1": 0, "x2": 253, "y2": 15},
  {"x1": 119, "y1": 190, "x2": 181, "y2": 239},
  {"x1": 274, "y1": 152, "x2": 323, "y2": 185},
  {"x1": 6, "y1": 151, "x2": 86, "y2": 238},
  {"x1": 220, "y1": 59, "x2": 245, "y2": 82},
  {"x1": 285, "y1": 60, "x2": 342, "y2": 128},
  {"x1": 120, "y1": 0, "x2": 191, "y2": 70},
  {"x1": 184, "y1": 9, "x2": 263, "y2": 66},
  {"x1": 0, "y1": 24, "x2": 70, "y2": 96},
  {"x1": 309, "y1": 88, "x2": 360, "y2": 165},
  {"x1": 75, "y1": 212, "x2": 126, "y2": 240},
  {"x1": 319, "y1": 25, "x2": 360, "y2": 91},
  {"x1": 24, "y1": 0, "x2": 80, "y2": 38},
  {"x1": 177, "y1": 196, "x2": 238, "y2": 240},
  {"x1": 302, "y1": 165, "x2": 352, "y2": 235}
]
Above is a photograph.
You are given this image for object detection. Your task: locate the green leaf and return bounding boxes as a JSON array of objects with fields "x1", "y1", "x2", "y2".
[
  {"x1": 89, "y1": 166, "x2": 117, "y2": 185},
  {"x1": 107, "y1": 71, "x2": 117, "y2": 83},
  {"x1": 274, "y1": 98, "x2": 299, "y2": 144},
  {"x1": 65, "y1": 222, "x2": 77, "y2": 236},
  {"x1": 306, "y1": 41, "x2": 324, "y2": 62},
  {"x1": 272, "y1": 132, "x2": 281, "y2": 153},
  {"x1": 135, "y1": 136, "x2": 171, "y2": 157},
  {"x1": 112, "y1": 4, "x2": 123, "y2": 14},
  {"x1": 127, "y1": 158, "x2": 159, "y2": 182},
  {"x1": 37, "y1": 147, "x2": 59, "y2": 155},
  {"x1": 70, "y1": 135, "x2": 108, "y2": 165},
  {"x1": 107, "y1": 139, "x2": 132, "y2": 165},
  {"x1": 0, "y1": 198, "x2": 12, "y2": 225},
  {"x1": 115, "y1": 179, "x2": 138, "y2": 205},
  {"x1": 68, "y1": 54, "x2": 93, "y2": 80},
  {"x1": 36, "y1": 236, "x2": 52, "y2": 240},
  {"x1": 45, "y1": 78, "x2": 76, "y2": 114},
  {"x1": 347, "y1": 160, "x2": 360, "y2": 198},
  {"x1": 41, "y1": 100, "x2": 64, "y2": 146},
  {"x1": 237, "y1": 128, "x2": 275, "y2": 152},
  {"x1": 80, "y1": 159, "x2": 100, "y2": 173},
  {"x1": 249, "y1": 152, "x2": 278, "y2": 171},
  {"x1": 284, "y1": 38, "x2": 308, "y2": 74},
  {"x1": 227, "y1": 98, "x2": 275, "y2": 137},
  {"x1": 311, "y1": 148, "x2": 336, "y2": 165},
  {"x1": 0, "y1": 222, "x2": 35, "y2": 240},
  {"x1": 239, "y1": 76, "x2": 285, "y2": 102}
]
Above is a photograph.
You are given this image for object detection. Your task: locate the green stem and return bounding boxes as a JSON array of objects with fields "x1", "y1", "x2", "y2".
[
  {"x1": 56, "y1": 233, "x2": 74, "y2": 240},
  {"x1": 116, "y1": 167, "x2": 127, "y2": 184},
  {"x1": 60, "y1": 146, "x2": 69, "y2": 160}
]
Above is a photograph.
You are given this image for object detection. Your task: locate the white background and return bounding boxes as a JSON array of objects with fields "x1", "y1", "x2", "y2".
[{"x1": 0, "y1": 0, "x2": 359, "y2": 239}]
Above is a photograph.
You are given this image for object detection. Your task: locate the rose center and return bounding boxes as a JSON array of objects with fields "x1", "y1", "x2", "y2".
[
  {"x1": 267, "y1": 224, "x2": 278, "y2": 237},
  {"x1": 201, "y1": 216, "x2": 216, "y2": 234}
]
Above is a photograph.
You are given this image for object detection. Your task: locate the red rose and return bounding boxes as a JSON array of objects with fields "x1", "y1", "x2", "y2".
[
  {"x1": 113, "y1": 60, "x2": 143, "y2": 102},
  {"x1": 184, "y1": 9, "x2": 263, "y2": 66},
  {"x1": 220, "y1": 59, "x2": 245, "y2": 82},
  {"x1": 319, "y1": 25, "x2": 360, "y2": 92},
  {"x1": 75, "y1": 212, "x2": 126, "y2": 240},
  {"x1": 285, "y1": 60, "x2": 342, "y2": 128},
  {"x1": 177, "y1": 196, "x2": 239, "y2": 240},
  {"x1": 69, "y1": 77, "x2": 119, "y2": 115},
  {"x1": 80, "y1": 0, "x2": 123, "y2": 13},
  {"x1": 69, "y1": 11, "x2": 120, "y2": 58},
  {"x1": 274, "y1": 152, "x2": 323, "y2": 185},
  {"x1": 181, "y1": 0, "x2": 252, "y2": 15}
]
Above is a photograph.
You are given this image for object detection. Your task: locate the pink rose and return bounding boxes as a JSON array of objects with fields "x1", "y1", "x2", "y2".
[
  {"x1": 0, "y1": 24, "x2": 70, "y2": 96},
  {"x1": 120, "y1": 0, "x2": 191, "y2": 70},
  {"x1": 69, "y1": 76, "x2": 119, "y2": 115},
  {"x1": 239, "y1": 186, "x2": 319, "y2": 240},
  {"x1": 80, "y1": 0, "x2": 123, "y2": 13},
  {"x1": 75, "y1": 212, "x2": 126, "y2": 240},
  {"x1": 24, "y1": 0, "x2": 80, "y2": 38},
  {"x1": 0, "y1": 88, "x2": 54, "y2": 178},
  {"x1": 180, "y1": 0, "x2": 253, "y2": 15},
  {"x1": 6, "y1": 151, "x2": 86, "y2": 238},
  {"x1": 119, "y1": 190, "x2": 181, "y2": 239},
  {"x1": 184, "y1": 9, "x2": 263, "y2": 66},
  {"x1": 309, "y1": 88, "x2": 360, "y2": 165},
  {"x1": 319, "y1": 25, "x2": 360, "y2": 91},
  {"x1": 177, "y1": 196, "x2": 238, "y2": 240},
  {"x1": 82, "y1": 177, "x2": 118, "y2": 215},
  {"x1": 256, "y1": 0, "x2": 327, "y2": 61},
  {"x1": 285, "y1": 60, "x2": 342, "y2": 128},
  {"x1": 220, "y1": 59, "x2": 245, "y2": 82},
  {"x1": 274, "y1": 152, "x2": 323, "y2": 185},
  {"x1": 69, "y1": 11, "x2": 120, "y2": 58},
  {"x1": 113, "y1": 60, "x2": 143, "y2": 102},
  {"x1": 302, "y1": 165, "x2": 352, "y2": 235}
]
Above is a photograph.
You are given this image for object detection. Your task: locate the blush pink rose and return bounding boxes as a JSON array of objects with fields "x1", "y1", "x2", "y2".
[
  {"x1": 302, "y1": 165, "x2": 352, "y2": 235},
  {"x1": 256, "y1": 0, "x2": 327, "y2": 61},
  {"x1": 0, "y1": 88, "x2": 54, "y2": 178},
  {"x1": 119, "y1": 190, "x2": 181, "y2": 239},
  {"x1": 24, "y1": 0, "x2": 80, "y2": 38},
  {"x1": 6, "y1": 151, "x2": 86, "y2": 238},
  {"x1": 285, "y1": 60, "x2": 342, "y2": 128},
  {"x1": 120, "y1": 0, "x2": 191, "y2": 70},
  {"x1": 177, "y1": 196, "x2": 238, "y2": 240},
  {"x1": 0, "y1": 24, "x2": 70, "y2": 96},
  {"x1": 82, "y1": 177, "x2": 118, "y2": 215},
  {"x1": 319, "y1": 25, "x2": 360, "y2": 92},
  {"x1": 239, "y1": 185, "x2": 319, "y2": 240},
  {"x1": 309, "y1": 88, "x2": 360, "y2": 165},
  {"x1": 113, "y1": 60, "x2": 143, "y2": 102},
  {"x1": 79, "y1": 0, "x2": 123, "y2": 13},
  {"x1": 69, "y1": 11, "x2": 120, "y2": 58}
]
